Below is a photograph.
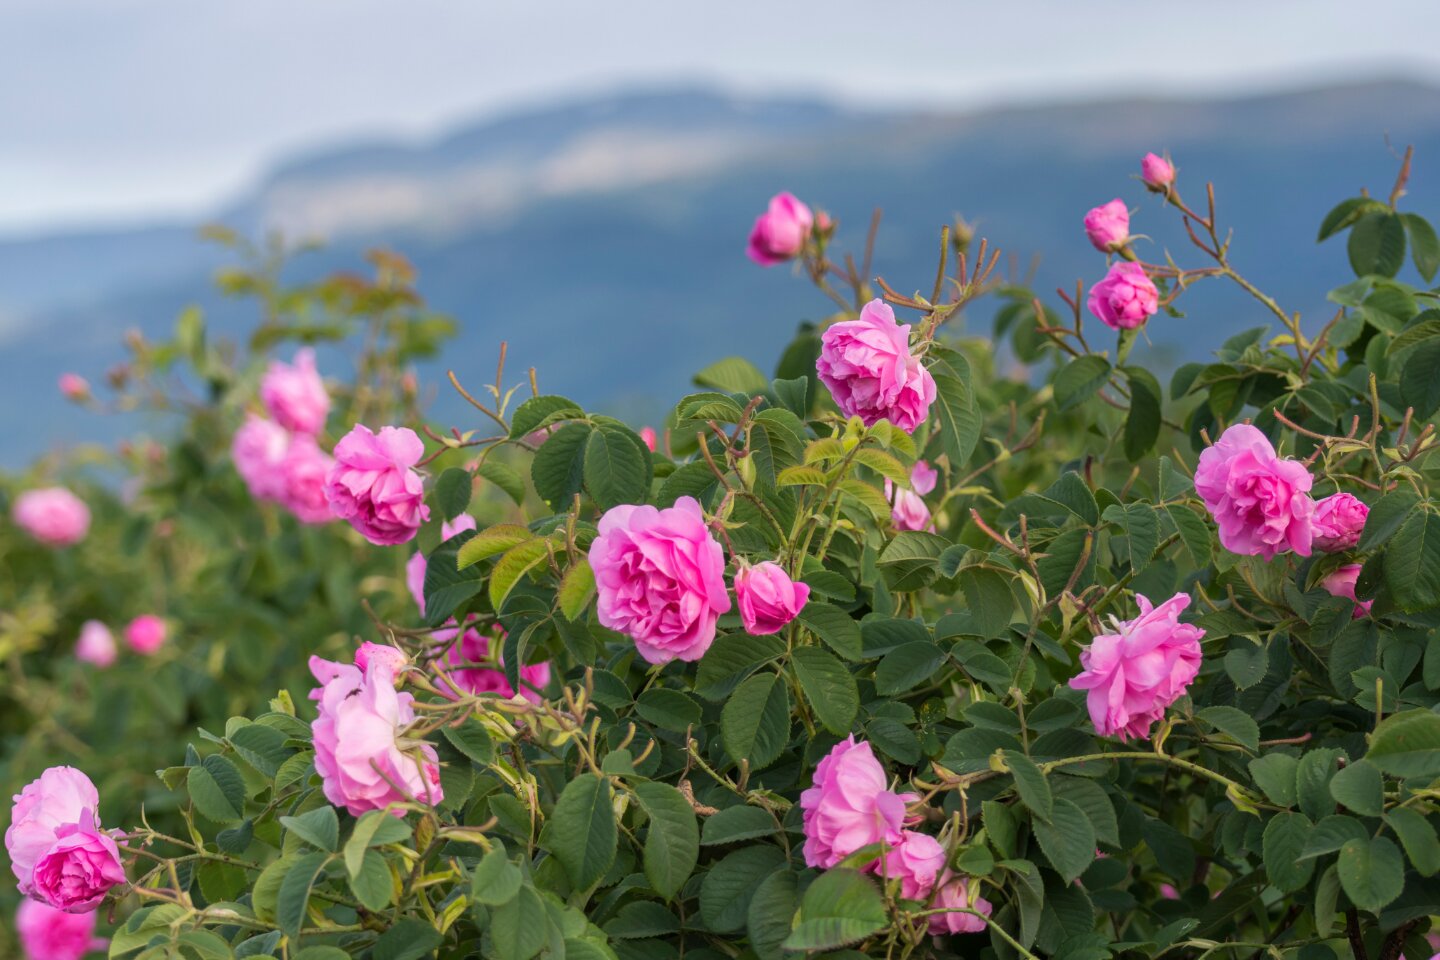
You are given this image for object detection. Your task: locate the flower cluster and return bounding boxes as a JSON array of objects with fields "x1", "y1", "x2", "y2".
[{"x1": 231, "y1": 349, "x2": 336, "y2": 526}]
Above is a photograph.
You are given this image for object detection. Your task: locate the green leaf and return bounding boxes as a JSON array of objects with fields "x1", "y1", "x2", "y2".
[
  {"x1": 783, "y1": 867, "x2": 887, "y2": 951},
  {"x1": 471, "y1": 845, "x2": 523, "y2": 906},
  {"x1": 1338, "y1": 836, "x2": 1406, "y2": 912},
  {"x1": 280, "y1": 806, "x2": 339, "y2": 852},
  {"x1": 1004, "y1": 750, "x2": 1053, "y2": 823},
  {"x1": 1262, "y1": 812, "x2": 1315, "y2": 892},
  {"x1": 1318, "y1": 196, "x2": 1385, "y2": 241},
  {"x1": 926, "y1": 347, "x2": 982, "y2": 469},
  {"x1": 720, "y1": 672, "x2": 790, "y2": 769},
  {"x1": 1386, "y1": 510, "x2": 1440, "y2": 614},
  {"x1": 1403, "y1": 213, "x2": 1440, "y2": 282},
  {"x1": 584, "y1": 422, "x2": 653, "y2": 511},
  {"x1": 188, "y1": 754, "x2": 245, "y2": 823},
  {"x1": 1367, "y1": 708, "x2": 1440, "y2": 779},
  {"x1": 1329, "y1": 758, "x2": 1384, "y2": 816},
  {"x1": 434, "y1": 466, "x2": 473, "y2": 521},
  {"x1": 1103, "y1": 502, "x2": 1159, "y2": 574},
  {"x1": 487, "y1": 538, "x2": 551, "y2": 610},
  {"x1": 370, "y1": 917, "x2": 446, "y2": 960},
  {"x1": 693, "y1": 632, "x2": 786, "y2": 701},
  {"x1": 1224, "y1": 639, "x2": 1268, "y2": 691},
  {"x1": 1197, "y1": 706, "x2": 1260, "y2": 753},
  {"x1": 1165, "y1": 504, "x2": 1212, "y2": 568},
  {"x1": 276, "y1": 851, "x2": 329, "y2": 940},
  {"x1": 1248, "y1": 754, "x2": 1299, "y2": 807},
  {"x1": 957, "y1": 567, "x2": 1015, "y2": 639},
  {"x1": 694, "y1": 356, "x2": 768, "y2": 394},
  {"x1": 558, "y1": 558, "x2": 596, "y2": 621},
  {"x1": 1299, "y1": 815, "x2": 1368, "y2": 860},
  {"x1": 604, "y1": 900, "x2": 680, "y2": 938},
  {"x1": 1401, "y1": 338, "x2": 1440, "y2": 419},
  {"x1": 791, "y1": 646, "x2": 859, "y2": 735},
  {"x1": 343, "y1": 810, "x2": 412, "y2": 881},
  {"x1": 475, "y1": 459, "x2": 526, "y2": 506},
  {"x1": 1386, "y1": 806, "x2": 1440, "y2": 876},
  {"x1": 635, "y1": 688, "x2": 702, "y2": 732},
  {"x1": 1043, "y1": 471, "x2": 1100, "y2": 525},
  {"x1": 456, "y1": 523, "x2": 533, "y2": 570},
  {"x1": 701, "y1": 805, "x2": 777, "y2": 846},
  {"x1": 541, "y1": 773, "x2": 617, "y2": 891},
  {"x1": 1031, "y1": 797, "x2": 1096, "y2": 883},
  {"x1": 634, "y1": 781, "x2": 700, "y2": 899},
  {"x1": 1121, "y1": 366, "x2": 1163, "y2": 460},
  {"x1": 1296, "y1": 749, "x2": 1344, "y2": 821},
  {"x1": 877, "y1": 530, "x2": 950, "y2": 592},
  {"x1": 531, "y1": 421, "x2": 592, "y2": 509},
  {"x1": 875, "y1": 640, "x2": 944, "y2": 695},
  {"x1": 293, "y1": 949, "x2": 351, "y2": 960},
  {"x1": 700, "y1": 844, "x2": 786, "y2": 933},
  {"x1": 1360, "y1": 489, "x2": 1420, "y2": 553},
  {"x1": 441, "y1": 716, "x2": 494, "y2": 766},
  {"x1": 1051, "y1": 776, "x2": 1119, "y2": 847},
  {"x1": 1348, "y1": 211, "x2": 1407, "y2": 278},
  {"x1": 795, "y1": 602, "x2": 862, "y2": 660},
  {"x1": 228, "y1": 723, "x2": 293, "y2": 778},
  {"x1": 747, "y1": 869, "x2": 799, "y2": 960},
  {"x1": 509, "y1": 395, "x2": 585, "y2": 439},
  {"x1": 350, "y1": 848, "x2": 393, "y2": 911},
  {"x1": 1054, "y1": 355, "x2": 1111, "y2": 412}
]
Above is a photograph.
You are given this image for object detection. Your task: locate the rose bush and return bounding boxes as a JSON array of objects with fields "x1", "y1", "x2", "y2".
[{"x1": 2, "y1": 145, "x2": 1440, "y2": 960}]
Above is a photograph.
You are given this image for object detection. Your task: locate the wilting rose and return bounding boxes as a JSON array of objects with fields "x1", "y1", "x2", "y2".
[
  {"x1": 1322, "y1": 564, "x2": 1372, "y2": 618},
  {"x1": 231, "y1": 414, "x2": 290, "y2": 502},
  {"x1": 1141, "y1": 152, "x2": 1176, "y2": 191},
  {"x1": 278, "y1": 435, "x2": 335, "y2": 525},
  {"x1": 405, "y1": 514, "x2": 478, "y2": 614},
  {"x1": 1087, "y1": 262, "x2": 1158, "y2": 330},
  {"x1": 74, "y1": 623, "x2": 116, "y2": 669},
  {"x1": 801, "y1": 737, "x2": 916, "y2": 868},
  {"x1": 15, "y1": 899, "x2": 106, "y2": 960},
  {"x1": 324, "y1": 424, "x2": 431, "y2": 546},
  {"x1": 816, "y1": 299, "x2": 936, "y2": 433},
  {"x1": 122, "y1": 616, "x2": 166, "y2": 656},
  {"x1": 12, "y1": 489, "x2": 90, "y2": 547},
  {"x1": 57, "y1": 375, "x2": 90, "y2": 403},
  {"x1": 928, "y1": 871, "x2": 993, "y2": 936},
  {"x1": 588, "y1": 496, "x2": 730, "y2": 665},
  {"x1": 260, "y1": 348, "x2": 330, "y2": 436},
  {"x1": 6, "y1": 767, "x2": 124, "y2": 912},
  {"x1": 878, "y1": 831, "x2": 946, "y2": 900},
  {"x1": 746, "y1": 192, "x2": 814, "y2": 266},
  {"x1": 1312, "y1": 493, "x2": 1368, "y2": 552},
  {"x1": 1083, "y1": 199, "x2": 1130, "y2": 252},
  {"x1": 1194, "y1": 424, "x2": 1314, "y2": 559},
  {"x1": 1068, "y1": 592, "x2": 1204, "y2": 741},
  {"x1": 735, "y1": 561, "x2": 810, "y2": 635},
  {"x1": 439, "y1": 628, "x2": 551, "y2": 703}
]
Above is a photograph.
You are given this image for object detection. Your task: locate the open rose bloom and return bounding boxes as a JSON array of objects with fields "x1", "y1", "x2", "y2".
[
  {"x1": 6, "y1": 767, "x2": 125, "y2": 913},
  {"x1": 816, "y1": 299, "x2": 936, "y2": 433},
  {"x1": 260, "y1": 347, "x2": 330, "y2": 436},
  {"x1": 1195, "y1": 424, "x2": 1313, "y2": 559},
  {"x1": 324, "y1": 424, "x2": 431, "y2": 546},
  {"x1": 801, "y1": 736, "x2": 916, "y2": 868},
  {"x1": 12, "y1": 488, "x2": 90, "y2": 547},
  {"x1": 231, "y1": 414, "x2": 291, "y2": 502},
  {"x1": 15, "y1": 899, "x2": 106, "y2": 960}
]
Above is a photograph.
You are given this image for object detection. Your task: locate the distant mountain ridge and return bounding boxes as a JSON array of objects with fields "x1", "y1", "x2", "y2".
[{"x1": 3, "y1": 79, "x2": 1439, "y2": 467}]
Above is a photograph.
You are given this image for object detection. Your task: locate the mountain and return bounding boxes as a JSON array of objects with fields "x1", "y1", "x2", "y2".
[{"x1": 3, "y1": 80, "x2": 1439, "y2": 468}]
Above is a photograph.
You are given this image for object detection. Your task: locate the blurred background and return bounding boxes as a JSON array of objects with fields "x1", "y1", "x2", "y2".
[{"x1": 3, "y1": 0, "x2": 1439, "y2": 467}]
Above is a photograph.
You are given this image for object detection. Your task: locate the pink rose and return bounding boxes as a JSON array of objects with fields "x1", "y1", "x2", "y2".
[
  {"x1": 30, "y1": 827, "x2": 126, "y2": 913},
  {"x1": 260, "y1": 348, "x2": 330, "y2": 436},
  {"x1": 878, "y1": 830, "x2": 945, "y2": 900},
  {"x1": 735, "y1": 562, "x2": 810, "y2": 635},
  {"x1": 1083, "y1": 199, "x2": 1130, "y2": 253},
  {"x1": 746, "y1": 192, "x2": 814, "y2": 266},
  {"x1": 816, "y1": 299, "x2": 936, "y2": 434},
  {"x1": 928, "y1": 871, "x2": 993, "y2": 936},
  {"x1": 1142, "y1": 153, "x2": 1176, "y2": 191},
  {"x1": 910, "y1": 461, "x2": 938, "y2": 496},
  {"x1": 231, "y1": 414, "x2": 290, "y2": 502},
  {"x1": 123, "y1": 616, "x2": 166, "y2": 656},
  {"x1": 588, "y1": 496, "x2": 731, "y2": 665},
  {"x1": 439, "y1": 628, "x2": 551, "y2": 703},
  {"x1": 801, "y1": 736, "x2": 917, "y2": 869},
  {"x1": 1194, "y1": 424, "x2": 1314, "y2": 559},
  {"x1": 279, "y1": 435, "x2": 335, "y2": 525},
  {"x1": 1087, "y1": 262, "x2": 1159, "y2": 330},
  {"x1": 639, "y1": 427, "x2": 658, "y2": 452},
  {"x1": 16, "y1": 899, "x2": 106, "y2": 960},
  {"x1": 884, "y1": 481, "x2": 934, "y2": 532},
  {"x1": 324, "y1": 425, "x2": 431, "y2": 546},
  {"x1": 1322, "y1": 564, "x2": 1372, "y2": 618},
  {"x1": 308, "y1": 654, "x2": 442, "y2": 816},
  {"x1": 1069, "y1": 592, "x2": 1204, "y2": 741},
  {"x1": 57, "y1": 375, "x2": 90, "y2": 403},
  {"x1": 406, "y1": 514, "x2": 478, "y2": 613},
  {"x1": 12, "y1": 489, "x2": 90, "y2": 547},
  {"x1": 6, "y1": 767, "x2": 124, "y2": 911},
  {"x1": 1160, "y1": 882, "x2": 1181, "y2": 900},
  {"x1": 1312, "y1": 493, "x2": 1368, "y2": 552},
  {"x1": 74, "y1": 622, "x2": 116, "y2": 669},
  {"x1": 354, "y1": 641, "x2": 409, "y2": 681}
]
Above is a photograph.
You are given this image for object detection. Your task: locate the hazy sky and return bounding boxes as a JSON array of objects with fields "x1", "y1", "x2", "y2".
[{"x1": 2, "y1": 0, "x2": 1437, "y2": 233}]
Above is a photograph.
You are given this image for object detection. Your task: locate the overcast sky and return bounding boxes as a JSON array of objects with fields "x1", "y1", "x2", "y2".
[{"x1": 2, "y1": 0, "x2": 1437, "y2": 234}]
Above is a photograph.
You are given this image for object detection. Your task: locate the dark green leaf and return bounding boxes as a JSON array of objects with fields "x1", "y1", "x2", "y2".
[
  {"x1": 720, "y1": 672, "x2": 790, "y2": 769},
  {"x1": 783, "y1": 867, "x2": 887, "y2": 951},
  {"x1": 1262, "y1": 812, "x2": 1315, "y2": 892},
  {"x1": 1031, "y1": 798, "x2": 1096, "y2": 883},
  {"x1": 280, "y1": 806, "x2": 338, "y2": 852},
  {"x1": 791, "y1": 646, "x2": 859, "y2": 735},
  {"x1": 795, "y1": 602, "x2": 862, "y2": 660},
  {"x1": 541, "y1": 773, "x2": 617, "y2": 891},
  {"x1": 700, "y1": 844, "x2": 786, "y2": 933},
  {"x1": 1348, "y1": 212, "x2": 1407, "y2": 279},
  {"x1": 509, "y1": 395, "x2": 585, "y2": 439},
  {"x1": 434, "y1": 467, "x2": 473, "y2": 521},
  {"x1": 634, "y1": 781, "x2": 700, "y2": 899},
  {"x1": 1054, "y1": 355, "x2": 1111, "y2": 412},
  {"x1": 1338, "y1": 836, "x2": 1405, "y2": 912}
]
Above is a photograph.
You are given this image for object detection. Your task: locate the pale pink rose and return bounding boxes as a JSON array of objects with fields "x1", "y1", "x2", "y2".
[
  {"x1": 910, "y1": 461, "x2": 938, "y2": 496},
  {"x1": 308, "y1": 654, "x2": 442, "y2": 816},
  {"x1": 746, "y1": 192, "x2": 814, "y2": 266},
  {"x1": 122, "y1": 616, "x2": 166, "y2": 656},
  {"x1": 16, "y1": 899, "x2": 106, "y2": 960},
  {"x1": 30, "y1": 827, "x2": 126, "y2": 913},
  {"x1": 884, "y1": 481, "x2": 934, "y2": 532},
  {"x1": 231, "y1": 414, "x2": 290, "y2": 502},
  {"x1": 1142, "y1": 153, "x2": 1176, "y2": 191},
  {"x1": 1322, "y1": 564, "x2": 1372, "y2": 618},
  {"x1": 1083, "y1": 199, "x2": 1130, "y2": 252},
  {"x1": 74, "y1": 622, "x2": 116, "y2": 669},
  {"x1": 324, "y1": 425, "x2": 431, "y2": 546},
  {"x1": 639, "y1": 427, "x2": 658, "y2": 452},
  {"x1": 6, "y1": 767, "x2": 124, "y2": 911},
  {"x1": 354, "y1": 642, "x2": 409, "y2": 681},
  {"x1": 816, "y1": 299, "x2": 936, "y2": 433},
  {"x1": 278, "y1": 435, "x2": 335, "y2": 525},
  {"x1": 878, "y1": 831, "x2": 945, "y2": 900},
  {"x1": 57, "y1": 375, "x2": 90, "y2": 403},
  {"x1": 439, "y1": 628, "x2": 551, "y2": 703},
  {"x1": 406, "y1": 514, "x2": 478, "y2": 613},
  {"x1": 735, "y1": 561, "x2": 810, "y2": 635},
  {"x1": 801, "y1": 736, "x2": 917, "y2": 869},
  {"x1": 12, "y1": 489, "x2": 90, "y2": 547},
  {"x1": 1087, "y1": 262, "x2": 1159, "y2": 330},
  {"x1": 260, "y1": 348, "x2": 330, "y2": 436},
  {"x1": 588, "y1": 496, "x2": 731, "y2": 665},
  {"x1": 928, "y1": 871, "x2": 993, "y2": 936},
  {"x1": 1312, "y1": 493, "x2": 1368, "y2": 553},
  {"x1": 1068, "y1": 592, "x2": 1204, "y2": 742},
  {"x1": 1194, "y1": 424, "x2": 1314, "y2": 559}
]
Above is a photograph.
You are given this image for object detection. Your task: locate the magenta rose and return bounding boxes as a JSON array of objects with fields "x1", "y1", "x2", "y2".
[
  {"x1": 438, "y1": 628, "x2": 551, "y2": 703},
  {"x1": 324, "y1": 424, "x2": 431, "y2": 546},
  {"x1": 279, "y1": 435, "x2": 335, "y2": 525},
  {"x1": 30, "y1": 826, "x2": 126, "y2": 913},
  {"x1": 57, "y1": 375, "x2": 90, "y2": 403},
  {"x1": 406, "y1": 514, "x2": 478, "y2": 613},
  {"x1": 1069, "y1": 592, "x2": 1204, "y2": 741},
  {"x1": 910, "y1": 460, "x2": 938, "y2": 496},
  {"x1": 74, "y1": 622, "x2": 116, "y2": 669},
  {"x1": 884, "y1": 480, "x2": 934, "y2": 532},
  {"x1": 639, "y1": 426, "x2": 658, "y2": 452},
  {"x1": 588, "y1": 496, "x2": 731, "y2": 665},
  {"x1": 1141, "y1": 152, "x2": 1176, "y2": 191},
  {"x1": 1194, "y1": 424, "x2": 1314, "y2": 559},
  {"x1": 1083, "y1": 199, "x2": 1130, "y2": 252},
  {"x1": 353, "y1": 641, "x2": 410, "y2": 681},
  {"x1": 928, "y1": 871, "x2": 993, "y2": 936},
  {"x1": 735, "y1": 561, "x2": 810, "y2": 635},
  {"x1": 1312, "y1": 493, "x2": 1368, "y2": 552},
  {"x1": 746, "y1": 192, "x2": 814, "y2": 266},
  {"x1": 816, "y1": 299, "x2": 936, "y2": 433},
  {"x1": 801, "y1": 736, "x2": 916, "y2": 869},
  {"x1": 122, "y1": 616, "x2": 166, "y2": 656},
  {"x1": 231, "y1": 414, "x2": 290, "y2": 502},
  {"x1": 260, "y1": 347, "x2": 330, "y2": 436},
  {"x1": 12, "y1": 489, "x2": 90, "y2": 547},
  {"x1": 308, "y1": 652, "x2": 442, "y2": 816},
  {"x1": 878, "y1": 830, "x2": 946, "y2": 900},
  {"x1": 1322, "y1": 564, "x2": 1372, "y2": 619},
  {"x1": 16, "y1": 899, "x2": 106, "y2": 960},
  {"x1": 1087, "y1": 262, "x2": 1159, "y2": 330},
  {"x1": 6, "y1": 767, "x2": 124, "y2": 911}
]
